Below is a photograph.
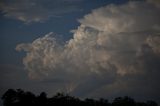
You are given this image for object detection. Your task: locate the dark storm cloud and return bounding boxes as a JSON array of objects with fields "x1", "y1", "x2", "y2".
[
  {"x1": 147, "y1": 0, "x2": 160, "y2": 7},
  {"x1": 0, "y1": 64, "x2": 72, "y2": 98},
  {"x1": 15, "y1": 0, "x2": 160, "y2": 103},
  {"x1": 0, "y1": 0, "x2": 83, "y2": 23}
]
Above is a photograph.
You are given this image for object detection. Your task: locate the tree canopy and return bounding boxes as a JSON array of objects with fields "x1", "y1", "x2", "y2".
[{"x1": 1, "y1": 89, "x2": 158, "y2": 106}]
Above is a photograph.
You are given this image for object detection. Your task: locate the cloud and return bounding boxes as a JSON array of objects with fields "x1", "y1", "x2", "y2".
[
  {"x1": 147, "y1": 0, "x2": 160, "y2": 8},
  {"x1": 16, "y1": 0, "x2": 160, "y2": 102},
  {"x1": 0, "y1": 64, "x2": 70, "y2": 100},
  {"x1": 0, "y1": 0, "x2": 82, "y2": 23},
  {"x1": 16, "y1": 32, "x2": 63, "y2": 79},
  {"x1": 146, "y1": 34, "x2": 160, "y2": 55}
]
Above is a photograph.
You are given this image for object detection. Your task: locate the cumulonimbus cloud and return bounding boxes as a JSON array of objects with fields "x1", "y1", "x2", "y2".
[{"x1": 16, "y1": 0, "x2": 160, "y2": 100}]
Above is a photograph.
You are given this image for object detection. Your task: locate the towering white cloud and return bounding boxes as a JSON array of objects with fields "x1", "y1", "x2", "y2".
[
  {"x1": 16, "y1": 32, "x2": 63, "y2": 79},
  {"x1": 16, "y1": 0, "x2": 160, "y2": 101}
]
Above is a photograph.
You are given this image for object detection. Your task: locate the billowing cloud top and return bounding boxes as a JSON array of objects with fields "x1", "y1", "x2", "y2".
[{"x1": 16, "y1": 0, "x2": 160, "y2": 101}]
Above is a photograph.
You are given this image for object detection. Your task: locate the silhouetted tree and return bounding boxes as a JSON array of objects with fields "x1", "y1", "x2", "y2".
[
  {"x1": 1, "y1": 89, "x2": 36, "y2": 106},
  {"x1": 2, "y1": 89, "x2": 17, "y2": 106},
  {"x1": 1, "y1": 89, "x2": 158, "y2": 106},
  {"x1": 37, "y1": 92, "x2": 47, "y2": 106},
  {"x1": 146, "y1": 100, "x2": 158, "y2": 106},
  {"x1": 98, "y1": 98, "x2": 110, "y2": 106},
  {"x1": 112, "y1": 96, "x2": 135, "y2": 106}
]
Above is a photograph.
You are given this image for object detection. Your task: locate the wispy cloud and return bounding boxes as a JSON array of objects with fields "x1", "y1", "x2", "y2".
[
  {"x1": 16, "y1": 0, "x2": 160, "y2": 101},
  {"x1": 0, "y1": 0, "x2": 83, "y2": 23}
]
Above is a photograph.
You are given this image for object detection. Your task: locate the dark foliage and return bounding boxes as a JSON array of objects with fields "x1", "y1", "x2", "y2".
[{"x1": 1, "y1": 89, "x2": 158, "y2": 106}]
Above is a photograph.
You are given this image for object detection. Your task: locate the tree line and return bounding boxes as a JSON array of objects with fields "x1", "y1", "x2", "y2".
[{"x1": 1, "y1": 89, "x2": 158, "y2": 106}]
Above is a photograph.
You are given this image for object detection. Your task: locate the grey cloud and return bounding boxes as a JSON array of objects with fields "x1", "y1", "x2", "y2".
[
  {"x1": 0, "y1": 0, "x2": 82, "y2": 23},
  {"x1": 146, "y1": 34, "x2": 160, "y2": 55},
  {"x1": 0, "y1": 64, "x2": 70, "y2": 104},
  {"x1": 147, "y1": 0, "x2": 160, "y2": 8},
  {"x1": 16, "y1": 0, "x2": 160, "y2": 102},
  {"x1": 16, "y1": 32, "x2": 63, "y2": 79},
  {"x1": 78, "y1": 1, "x2": 160, "y2": 33}
]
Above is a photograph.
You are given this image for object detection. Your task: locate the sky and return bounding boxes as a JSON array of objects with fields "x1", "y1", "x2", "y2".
[{"x1": 0, "y1": 0, "x2": 160, "y2": 105}]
